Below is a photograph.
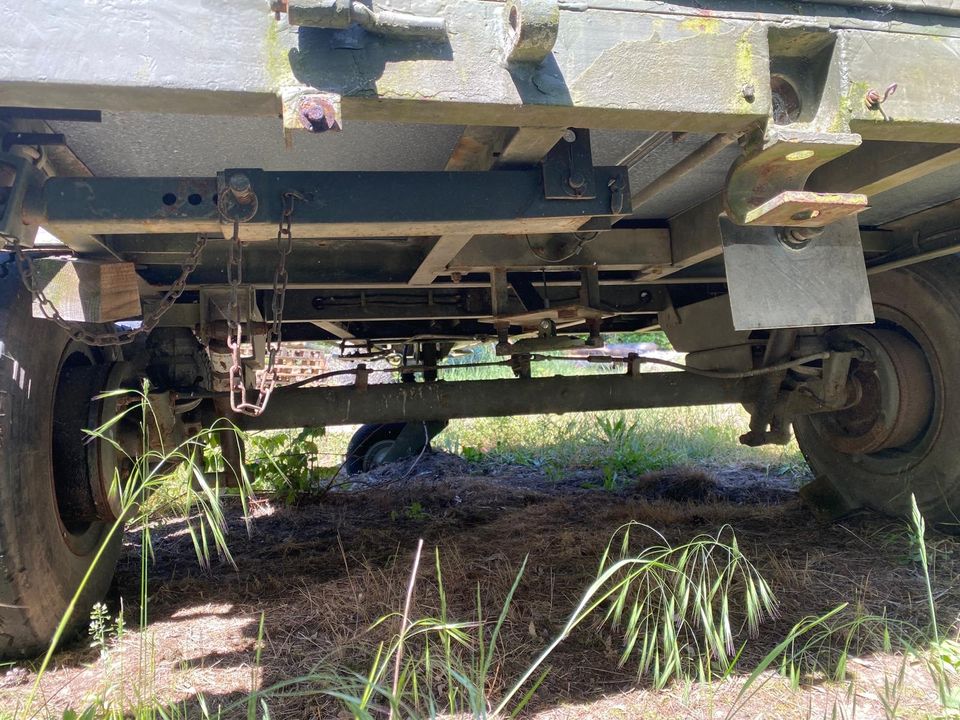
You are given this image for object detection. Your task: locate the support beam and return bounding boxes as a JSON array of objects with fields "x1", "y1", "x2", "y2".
[
  {"x1": 448, "y1": 229, "x2": 672, "y2": 271},
  {"x1": 650, "y1": 194, "x2": 728, "y2": 281},
  {"x1": 630, "y1": 133, "x2": 740, "y2": 211},
  {"x1": 409, "y1": 125, "x2": 570, "y2": 285},
  {"x1": 311, "y1": 321, "x2": 355, "y2": 339},
  {"x1": 0, "y1": 2, "x2": 771, "y2": 131},
  {"x1": 807, "y1": 141, "x2": 960, "y2": 196},
  {"x1": 408, "y1": 234, "x2": 474, "y2": 285},
  {"x1": 37, "y1": 167, "x2": 631, "y2": 241},
  {"x1": 234, "y1": 372, "x2": 754, "y2": 430},
  {"x1": 8, "y1": 5, "x2": 960, "y2": 143}
]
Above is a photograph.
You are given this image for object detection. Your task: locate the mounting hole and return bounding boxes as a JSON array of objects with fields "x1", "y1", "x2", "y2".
[
  {"x1": 187, "y1": 193, "x2": 202, "y2": 206},
  {"x1": 162, "y1": 193, "x2": 177, "y2": 206},
  {"x1": 211, "y1": 193, "x2": 219, "y2": 205},
  {"x1": 771, "y1": 75, "x2": 802, "y2": 124},
  {"x1": 786, "y1": 150, "x2": 815, "y2": 162},
  {"x1": 791, "y1": 209, "x2": 821, "y2": 222}
]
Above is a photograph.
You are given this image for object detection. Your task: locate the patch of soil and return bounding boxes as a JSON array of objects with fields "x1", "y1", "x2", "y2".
[{"x1": 2, "y1": 455, "x2": 953, "y2": 720}]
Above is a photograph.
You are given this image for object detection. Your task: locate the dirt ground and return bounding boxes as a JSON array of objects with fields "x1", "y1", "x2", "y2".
[{"x1": 1, "y1": 453, "x2": 955, "y2": 719}]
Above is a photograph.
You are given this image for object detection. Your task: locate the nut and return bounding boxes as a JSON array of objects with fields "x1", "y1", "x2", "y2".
[{"x1": 298, "y1": 96, "x2": 342, "y2": 133}]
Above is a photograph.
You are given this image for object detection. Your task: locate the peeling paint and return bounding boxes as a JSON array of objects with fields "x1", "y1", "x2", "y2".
[{"x1": 680, "y1": 17, "x2": 722, "y2": 35}]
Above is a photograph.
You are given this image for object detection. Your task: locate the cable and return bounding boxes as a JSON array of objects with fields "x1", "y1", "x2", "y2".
[
  {"x1": 531, "y1": 351, "x2": 834, "y2": 379},
  {"x1": 182, "y1": 350, "x2": 837, "y2": 400},
  {"x1": 524, "y1": 232, "x2": 598, "y2": 264},
  {"x1": 279, "y1": 358, "x2": 515, "y2": 390}
]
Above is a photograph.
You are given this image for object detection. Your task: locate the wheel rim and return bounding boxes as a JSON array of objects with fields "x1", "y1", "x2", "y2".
[
  {"x1": 363, "y1": 439, "x2": 396, "y2": 471},
  {"x1": 808, "y1": 321, "x2": 939, "y2": 471},
  {"x1": 51, "y1": 348, "x2": 131, "y2": 553}
]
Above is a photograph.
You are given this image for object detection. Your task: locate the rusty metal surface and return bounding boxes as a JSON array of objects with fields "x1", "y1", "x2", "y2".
[
  {"x1": 811, "y1": 328, "x2": 934, "y2": 454},
  {"x1": 232, "y1": 371, "x2": 755, "y2": 430}
]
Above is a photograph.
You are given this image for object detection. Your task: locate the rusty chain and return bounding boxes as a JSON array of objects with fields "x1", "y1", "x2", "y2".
[
  {"x1": 227, "y1": 191, "x2": 302, "y2": 416},
  {"x1": 10, "y1": 233, "x2": 208, "y2": 346}
]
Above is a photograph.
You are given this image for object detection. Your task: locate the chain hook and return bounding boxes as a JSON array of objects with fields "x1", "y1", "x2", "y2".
[{"x1": 227, "y1": 191, "x2": 300, "y2": 417}]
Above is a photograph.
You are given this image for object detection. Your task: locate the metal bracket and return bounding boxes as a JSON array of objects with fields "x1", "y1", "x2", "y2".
[
  {"x1": 278, "y1": 0, "x2": 446, "y2": 41},
  {"x1": 1, "y1": 132, "x2": 66, "y2": 153},
  {"x1": 0, "y1": 152, "x2": 42, "y2": 246},
  {"x1": 720, "y1": 216, "x2": 874, "y2": 330},
  {"x1": 217, "y1": 171, "x2": 259, "y2": 224},
  {"x1": 724, "y1": 128, "x2": 867, "y2": 227},
  {"x1": 542, "y1": 129, "x2": 596, "y2": 200}
]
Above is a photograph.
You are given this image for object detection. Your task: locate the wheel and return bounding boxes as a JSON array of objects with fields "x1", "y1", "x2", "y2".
[
  {"x1": 0, "y1": 276, "x2": 123, "y2": 657},
  {"x1": 344, "y1": 423, "x2": 405, "y2": 474},
  {"x1": 795, "y1": 257, "x2": 960, "y2": 526}
]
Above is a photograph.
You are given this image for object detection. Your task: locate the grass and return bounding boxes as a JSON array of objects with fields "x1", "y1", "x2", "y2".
[
  {"x1": 436, "y1": 406, "x2": 804, "y2": 481},
  {"x1": 2, "y1": 361, "x2": 958, "y2": 718}
]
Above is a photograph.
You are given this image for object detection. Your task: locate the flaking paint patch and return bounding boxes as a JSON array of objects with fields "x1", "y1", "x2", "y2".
[
  {"x1": 680, "y1": 17, "x2": 722, "y2": 35},
  {"x1": 571, "y1": 30, "x2": 759, "y2": 116}
]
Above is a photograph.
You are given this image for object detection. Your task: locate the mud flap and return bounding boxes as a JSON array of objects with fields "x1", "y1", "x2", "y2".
[{"x1": 719, "y1": 216, "x2": 874, "y2": 331}]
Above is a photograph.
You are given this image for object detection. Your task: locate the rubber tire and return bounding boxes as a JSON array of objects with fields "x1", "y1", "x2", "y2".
[
  {"x1": 795, "y1": 257, "x2": 960, "y2": 526},
  {"x1": 0, "y1": 277, "x2": 121, "y2": 658},
  {"x1": 344, "y1": 423, "x2": 405, "y2": 475}
]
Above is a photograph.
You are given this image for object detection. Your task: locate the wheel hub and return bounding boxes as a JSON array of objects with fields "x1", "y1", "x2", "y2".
[
  {"x1": 363, "y1": 438, "x2": 397, "y2": 471},
  {"x1": 814, "y1": 328, "x2": 934, "y2": 455}
]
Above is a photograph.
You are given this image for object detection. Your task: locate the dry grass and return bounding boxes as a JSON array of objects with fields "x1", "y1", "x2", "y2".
[{"x1": 1, "y1": 454, "x2": 955, "y2": 718}]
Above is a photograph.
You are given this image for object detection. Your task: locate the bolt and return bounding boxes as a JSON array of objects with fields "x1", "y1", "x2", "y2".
[
  {"x1": 865, "y1": 83, "x2": 897, "y2": 121},
  {"x1": 562, "y1": 129, "x2": 577, "y2": 143},
  {"x1": 450, "y1": 271, "x2": 463, "y2": 284},
  {"x1": 638, "y1": 290, "x2": 652, "y2": 304},
  {"x1": 227, "y1": 174, "x2": 255, "y2": 205},
  {"x1": 298, "y1": 96, "x2": 342, "y2": 133},
  {"x1": 567, "y1": 173, "x2": 586, "y2": 191},
  {"x1": 741, "y1": 84, "x2": 756, "y2": 103}
]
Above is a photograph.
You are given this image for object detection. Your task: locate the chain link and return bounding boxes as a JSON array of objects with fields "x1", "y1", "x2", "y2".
[
  {"x1": 227, "y1": 191, "x2": 302, "y2": 417},
  {"x1": 10, "y1": 233, "x2": 208, "y2": 346}
]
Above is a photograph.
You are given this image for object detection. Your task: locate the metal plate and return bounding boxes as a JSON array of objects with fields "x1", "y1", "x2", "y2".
[
  {"x1": 742, "y1": 190, "x2": 868, "y2": 226},
  {"x1": 720, "y1": 216, "x2": 875, "y2": 330}
]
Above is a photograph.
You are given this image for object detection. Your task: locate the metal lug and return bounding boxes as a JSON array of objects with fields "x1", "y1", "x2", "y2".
[
  {"x1": 724, "y1": 128, "x2": 867, "y2": 227},
  {"x1": 503, "y1": 0, "x2": 560, "y2": 65},
  {"x1": 542, "y1": 129, "x2": 596, "y2": 200}
]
